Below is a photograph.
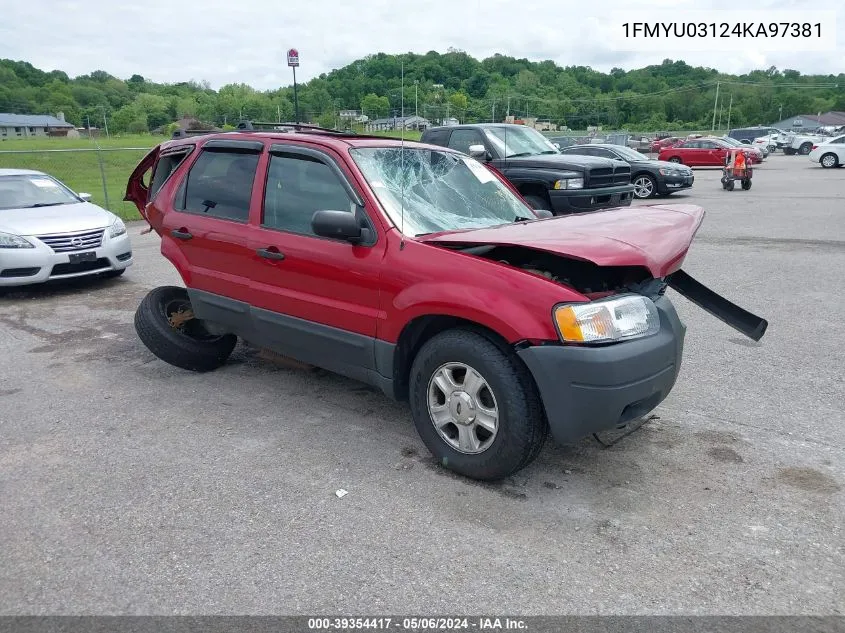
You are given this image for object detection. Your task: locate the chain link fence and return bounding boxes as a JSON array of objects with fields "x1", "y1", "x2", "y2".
[{"x1": 0, "y1": 147, "x2": 151, "y2": 220}]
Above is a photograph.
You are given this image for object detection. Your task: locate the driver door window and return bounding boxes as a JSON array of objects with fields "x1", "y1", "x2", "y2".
[
  {"x1": 447, "y1": 129, "x2": 485, "y2": 154},
  {"x1": 262, "y1": 152, "x2": 355, "y2": 236}
]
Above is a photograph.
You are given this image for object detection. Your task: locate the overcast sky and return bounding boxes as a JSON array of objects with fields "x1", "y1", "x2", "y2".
[{"x1": 1, "y1": 0, "x2": 841, "y2": 91}]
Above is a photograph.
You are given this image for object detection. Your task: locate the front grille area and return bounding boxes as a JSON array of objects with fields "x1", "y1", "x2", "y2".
[
  {"x1": 587, "y1": 165, "x2": 632, "y2": 188},
  {"x1": 50, "y1": 258, "x2": 111, "y2": 276},
  {"x1": 0, "y1": 267, "x2": 40, "y2": 278},
  {"x1": 36, "y1": 228, "x2": 105, "y2": 253}
]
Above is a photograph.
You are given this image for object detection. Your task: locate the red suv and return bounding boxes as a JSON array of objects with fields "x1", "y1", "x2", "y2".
[{"x1": 125, "y1": 125, "x2": 767, "y2": 481}]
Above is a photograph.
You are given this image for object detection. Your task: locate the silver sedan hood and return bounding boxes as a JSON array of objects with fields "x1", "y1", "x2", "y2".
[{"x1": 0, "y1": 202, "x2": 116, "y2": 236}]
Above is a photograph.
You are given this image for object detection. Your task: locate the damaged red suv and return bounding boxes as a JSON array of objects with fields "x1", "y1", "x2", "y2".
[{"x1": 125, "y1": 124, "x2": 767, "y2": 481}]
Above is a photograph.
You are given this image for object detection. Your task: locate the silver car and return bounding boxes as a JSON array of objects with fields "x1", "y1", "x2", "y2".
[{"x1": 0, "y1": 169, "x2": 132, "y2": 287}]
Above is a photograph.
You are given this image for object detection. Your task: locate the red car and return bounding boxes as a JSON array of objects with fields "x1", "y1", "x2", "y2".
[
  {"x1": 650, "y1": 136, "x2": 684, "y2": 153},
  {"x1": 659, "y1": 138, "x2": 761, "y2": 166},
  {"x1": 125, "y1": 125, "x2": 767, "y2": 481}
]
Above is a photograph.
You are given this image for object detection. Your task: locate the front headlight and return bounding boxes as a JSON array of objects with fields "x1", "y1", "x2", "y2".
[
  {"x1": 553, "y1": 177, "x2": 584, "y2": 190},
  {"x1": 109, "y1": 218, "x2": 127, "y2": 238},
  {"x1": 553, "y1": 294, "x2": 660, "y2": 344},
  {"x1": 0, "y1": 231, "x2": 35, "y2": 249}
]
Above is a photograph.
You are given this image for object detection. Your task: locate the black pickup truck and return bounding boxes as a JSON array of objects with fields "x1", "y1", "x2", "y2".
[{"x1": 420, "y1": 123, "x2": 635, "y2": 214}]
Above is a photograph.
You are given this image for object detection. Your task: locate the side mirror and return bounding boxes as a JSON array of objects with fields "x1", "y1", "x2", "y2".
[
  {"x1": 311, "y1": 210, "x2": 364, "y2": 243},
  {"x1": 468, "y1": 144, "x2": 490, "y2": 161},
  {"x1": 533, "y1": 209, "x2": 554, "y2": 219},
  {"x1": 553, "y1": 142, "x2": 561, "y2": 149},
  {"x1": 78, "y1": 192, "x2": 92, "y2": 202}
]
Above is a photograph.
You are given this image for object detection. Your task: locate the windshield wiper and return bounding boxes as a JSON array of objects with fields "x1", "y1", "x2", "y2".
[
  {"x1": 539, "y1": 150, "x2": 559, "y2": 154},
  {"x1": 513, "y1": 215, "x2": 534, "y2": 222},
  {"x1": 27, "y1": 202, "x2": 68, "y2": 208},
  {"x1": 507, "y1": 152, "x2": 536, "y2": 158}
]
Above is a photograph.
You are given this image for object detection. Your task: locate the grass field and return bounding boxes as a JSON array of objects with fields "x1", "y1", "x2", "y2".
[{"x1": 0, "y1": 130, "x2": 423, "y2": 220}]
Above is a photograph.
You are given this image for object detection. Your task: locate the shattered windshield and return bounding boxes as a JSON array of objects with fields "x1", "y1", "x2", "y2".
[
  {"x1": 483, "y1": 126, "x2": 560, "y2": 158},
  {"x1": 349, "y1": 147, "x2": 536, "y2": 237}
]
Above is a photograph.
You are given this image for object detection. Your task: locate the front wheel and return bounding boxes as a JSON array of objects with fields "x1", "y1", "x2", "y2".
[
  {"x1": 668, "y1": 157, "x2": 682, "y2": 164},
  {"x1": 134, "y1": 285, "x2": 238, "y2": 372},
  {"x1": 741, "y1": 178, "x2": 752, "y2": 190},
  {"x1": 820, "y1": 153, "x2": 839, "y2": 168},
  {"x1": 632, "y1": 174, "x2": 657, "y2": 199},
  {"x1": 522, "y1": 194, "x2": 551, "y2": 211},
  {"x1": 408, "y1": 329, "x2": 548, "y2": 481}
]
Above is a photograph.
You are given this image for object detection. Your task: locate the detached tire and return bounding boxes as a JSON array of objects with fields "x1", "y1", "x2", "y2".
[
  {"x1": 134, "y1": 285, "x2": 237, "y2": 372},
  {"x1": 408, "y1": 328, "x2": 548, "y2": 481}
]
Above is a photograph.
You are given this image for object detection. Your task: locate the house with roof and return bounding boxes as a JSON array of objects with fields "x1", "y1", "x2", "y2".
[
  {"x1": 0, "y1": 112, "x2": 76, "y2": 138},
  {"x1": 365, "y1": 115, "x2": 431, "y2": 132},
  {"x1": 769, "y1": 111, "x2": 845, "y2": 133}
]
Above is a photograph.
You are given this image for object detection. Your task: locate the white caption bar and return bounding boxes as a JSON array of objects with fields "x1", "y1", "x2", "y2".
[{"x1": 605, "y1": 10, "x2": 838, "y2": 53}]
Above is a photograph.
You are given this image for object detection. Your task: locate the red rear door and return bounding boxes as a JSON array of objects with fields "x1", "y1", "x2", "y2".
[
  {"x1": 158, "y1": 139, "x2": 265, "y2": 308},
  {"x1": 124, "y1": 147, "x2": 159, "y2": 222}
]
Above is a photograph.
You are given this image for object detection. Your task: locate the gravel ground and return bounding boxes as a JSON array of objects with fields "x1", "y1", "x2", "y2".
[{"x1": 1, "y1": 153, "x2": 843, "y2": 615}]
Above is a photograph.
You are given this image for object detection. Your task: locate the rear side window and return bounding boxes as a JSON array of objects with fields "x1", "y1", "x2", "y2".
[
  {"x1": 175, "y1": 149, "x2": 259, "y2": 222},
  {"x1": 149, "y1": 149, "x2": 191, "y2": 200},
  {"x1": 421, "y1": 129, "x2": 451, "y2": 146}
]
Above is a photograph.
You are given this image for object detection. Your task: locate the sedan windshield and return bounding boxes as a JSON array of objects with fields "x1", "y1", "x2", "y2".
[
  {"x1": 0, "y1": 174, "x2": 80, "y2": 210},
  {"x1": 483, "y1": 126, "x2": 560, "y2": 158},
  {"x1": 349, "y1": 147, "x2": 536, "y2": 237}
]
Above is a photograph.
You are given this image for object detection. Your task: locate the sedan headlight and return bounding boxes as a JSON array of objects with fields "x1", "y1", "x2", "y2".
[
  {"x1": 553, "y1": 294, "x2": 660, "y2": 344},
  {"x1": 0, "y1": 231, "x2": 35, "y2": 249},
  {"x1": 109, "y1": 218, "x2": 127, "y2": 238},
  {"x1": 553, "y1": 177, "x2": 584, "y2": 190}
]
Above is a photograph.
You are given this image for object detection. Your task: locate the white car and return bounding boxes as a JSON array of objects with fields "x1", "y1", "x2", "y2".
[
  {"x1": 0, "y1": 169, "x2": 133, "y2": 287},
  {"x1": 808, "y1": 135, "x2": 845, "y2": 168}
]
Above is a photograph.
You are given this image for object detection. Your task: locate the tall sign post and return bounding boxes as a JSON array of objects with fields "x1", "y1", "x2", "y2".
[{"x1": 287, "y1": 48, "x2": 300, "y2": 124}]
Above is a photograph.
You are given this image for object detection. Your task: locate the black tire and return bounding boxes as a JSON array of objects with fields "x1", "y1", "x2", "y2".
[
  {"x1": 100, "y1": 268, "x2": 126, "y2": 279},
  {"x1": 134, "y1": 285, "x2": 237, "y2": 372},
  {"x1": 741, "y1": 178, "x2": 752, "y2": 190},
  {"x1": 408, "y1": 328, "x2": 548, "y2": 481},
  {"x1": 632, "y1": 173, "x2": 657, "y2": 199},
  {"x1": 522, "y1": 194, "x2": 551, "y2": 211},
  {"x1": 768, "y1": 145, "x2": 777, "y2": 153},
  {"x1": 784, "y1": 147, "x2": 796, "y2": 155},
  {"x1": 820, "y1": 153, "x2": 839, "y2": 168},
  {"x1": 798, "y1": 142, "x2": 813, "y2": 155},
  {"x1": 725, "y1": 180, "x2": 735, "y2": 191},
  {"x1": 668, "y1": 156, "x2": 682, "y2": 164}
]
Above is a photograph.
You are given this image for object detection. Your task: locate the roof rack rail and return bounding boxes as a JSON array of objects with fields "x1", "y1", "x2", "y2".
[{"x1": 170, "y1": 120, "x2": 400, "y2": 141}]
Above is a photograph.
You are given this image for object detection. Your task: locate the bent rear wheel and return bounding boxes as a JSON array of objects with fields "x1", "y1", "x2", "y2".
[
  {"x1": 134, "y1": 285, "x2": 237, "y2": 372},
  {"x1": 408, "y1": 329, "x2": 547, "y2": 481}
]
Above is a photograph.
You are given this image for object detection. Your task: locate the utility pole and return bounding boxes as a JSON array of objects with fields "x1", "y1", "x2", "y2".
[
  {"x1": 779, "y1": 104, "x2": 783, "y2": 121},
  {"x1": 711, "y1": 81, "x2": 720, "y2": 131},
  {"x1": 414, "y1": 80, "x2": 418, "y2": 118},
  {"x1": 718, "y1": 104, "x2": 723, "y2": 130},
  {"x1": 726, "y1": 94, "x2": 733, "y2": 131},
  {"x1": 506, "y1": 95, "x2": 510, "y2": 117},
  {"x1": 492, "y1": 99, "x2": 496, "y2": 123}
]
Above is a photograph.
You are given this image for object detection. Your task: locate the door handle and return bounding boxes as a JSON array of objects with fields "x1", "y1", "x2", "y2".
[
  {"x1": 257, "y1": 247, "x2": 285, "y2": 260},
  {"x1": 171, "y1": 228, "x2": 192, "y2": 240}
]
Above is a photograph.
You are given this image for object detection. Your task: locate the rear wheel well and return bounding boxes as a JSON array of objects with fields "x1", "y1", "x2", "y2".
[{"x1": 391, "y1": 315, "x2": 514, "y2": 401}]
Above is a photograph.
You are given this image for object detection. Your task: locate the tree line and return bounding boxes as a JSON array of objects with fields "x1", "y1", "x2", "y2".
[{"x1": 1, "y1": 51, "x2": 843, "y2": 134}]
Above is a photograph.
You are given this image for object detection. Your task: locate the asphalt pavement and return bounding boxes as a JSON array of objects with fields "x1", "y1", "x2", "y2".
[{"x1": 1, "y1": 153, "x2": 843, "y2": 615}]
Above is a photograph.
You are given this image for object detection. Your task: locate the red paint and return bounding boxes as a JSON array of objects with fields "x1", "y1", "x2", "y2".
[
  {"x1": 127, "y1": 132, "x2": 707, "y2": 347},
  {"x1": 659, "y1": 138, "x2": 762, "y2": 166}
]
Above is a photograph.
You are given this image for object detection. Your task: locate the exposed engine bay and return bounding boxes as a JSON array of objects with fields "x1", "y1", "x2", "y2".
[
  {"x1": 449, "y1": 243, "x2": 767, "y2": 341},
  {"x1": 454, "y1": 243, "x2": 660, "y2": 298}
]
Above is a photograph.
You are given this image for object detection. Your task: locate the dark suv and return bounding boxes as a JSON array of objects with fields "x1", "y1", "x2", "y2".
[
  {"x1": 420, "y1": 124, "x2": 634, "y2": 214},
  {"x1": 124, "y1": 124, "x2": 767, "y2": 481}
]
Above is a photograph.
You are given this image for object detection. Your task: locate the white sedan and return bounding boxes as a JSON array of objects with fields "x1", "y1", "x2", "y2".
[
  {"x1": 0, "y1": 169, "x2": 133, "y2": 286},
  {"x1": 808, "y1": 135, "x2": 845, "y2": 168}
]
